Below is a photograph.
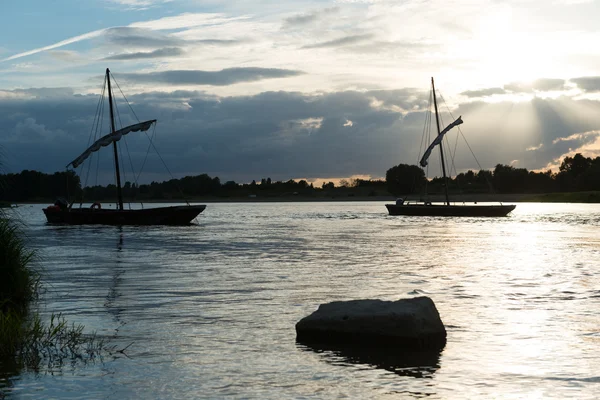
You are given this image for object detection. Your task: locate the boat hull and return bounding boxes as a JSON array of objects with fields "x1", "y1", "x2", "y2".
[
  {"x1": 386, "y1": 204, "x2": 515, "y2": 217},
  {"x1": 43, "y1": 205, "x2": 206, "y2": 225}
]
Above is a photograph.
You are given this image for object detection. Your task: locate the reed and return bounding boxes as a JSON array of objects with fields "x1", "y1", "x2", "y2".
[
  {"x1": 0, "y1": 215, "x2": 39, "y2": 356},
  {"x1": 1, "y1": 154, "x2": 110, "y2": 369},
  {"x1": 0, "y1": 217, "x2": 106, "y2": 367},
  {"x1": 0, "y1": 217, "x2": 39, "y2": 314}
]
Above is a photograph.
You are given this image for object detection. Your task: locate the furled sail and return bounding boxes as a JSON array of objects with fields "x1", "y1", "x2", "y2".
[
  {"x1": 419, "y1": 116, "x2": 463, "y2": 168},
  {"x1": 67, "y1": 119, "x2": 156, "y2": 168}
]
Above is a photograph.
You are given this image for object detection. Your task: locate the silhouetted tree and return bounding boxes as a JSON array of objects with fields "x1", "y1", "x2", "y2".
[{"x1": 385, "y1": 164, "x2": 426, "y2": 196}]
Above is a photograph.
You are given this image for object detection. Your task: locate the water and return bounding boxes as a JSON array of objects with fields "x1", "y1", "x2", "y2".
[{"x1": 2, "y1": 202, "x2": 600, "y2": 399}]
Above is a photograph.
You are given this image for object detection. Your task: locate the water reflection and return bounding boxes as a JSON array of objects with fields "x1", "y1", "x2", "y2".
[
  {"x1": 104, "y1": 230, "x2": 127, "y2": 341},
  {"x1": 0, "y1": 357, "x2": 20, "y2": 396},
  {"x1": 8, "y1": 202, "x2": 600, "y2": 399},
  {"x1": 297, "y1": 341, "x2": 443, "y2": 378}
]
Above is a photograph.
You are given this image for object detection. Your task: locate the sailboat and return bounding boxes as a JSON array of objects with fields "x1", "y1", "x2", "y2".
[
  {"x1": 385, "y1": 78, "x2": 515, "y2": 217},
  {"x1": 43, "y1": 68, "x2": 206, "y2": 225}
]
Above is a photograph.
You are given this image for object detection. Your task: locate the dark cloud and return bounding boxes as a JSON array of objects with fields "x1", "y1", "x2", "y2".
[
  {"x1": 571, "y1": 76, "x2": 600, "y2": 92},
  {"x1": 104, "y1": 47, "x2": 185, "y2": 60},
  {"x1": 302, "y1": 34, "x2": 374, "y2": 49},
  {"x1": 117, "y1": 68, "x2": 304, "y2": 86},
  {"x1": 283, "y1": 7, "x2": 339, "y2": 28},
  {"x1": 461, "y1": 88, "x2": 506, "y2": 98},
  {"x1": 2, "y1": 87, "x2": 600, "y2": 184}
]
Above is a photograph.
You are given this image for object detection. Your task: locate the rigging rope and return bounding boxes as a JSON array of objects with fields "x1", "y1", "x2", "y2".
[
  {"x1": 111, "y1": 72, "x2": 189, "y2": 204},
  {"x1": 81, "y1": 77, "x2": 107, "y2": 206},
  {"x1": 112, "y1": 75, "x2": 140, "y2": 123},
  {"x1": 418, "y1": 89, "x2": 434, "y2": 202},
  {"x1": 142, "y1": 122, "x2": 190, "y2": 205},
  {"x1": 136, "y1": 124, "x2": 156, "y2": 183},
  {"x1": 439, "y1": 91, "x2": 496, "y2": 195}
]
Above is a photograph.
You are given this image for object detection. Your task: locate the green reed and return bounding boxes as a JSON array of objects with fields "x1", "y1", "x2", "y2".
[
  {"x1": 0, "y1": 216, "x2": 109, "y2": 369},
  {"x1": 0, "y1": 217, "x2": 39, "y2": 315}
]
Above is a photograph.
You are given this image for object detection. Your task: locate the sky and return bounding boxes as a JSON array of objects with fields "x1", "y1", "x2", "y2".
[{"x1": 1, "y1": 0, "x2": 600, "y2": 186}]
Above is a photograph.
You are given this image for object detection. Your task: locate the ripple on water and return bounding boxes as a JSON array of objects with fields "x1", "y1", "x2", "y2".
[{"x1": 2, "y1": 201, "x2": 600, "y2": 399}]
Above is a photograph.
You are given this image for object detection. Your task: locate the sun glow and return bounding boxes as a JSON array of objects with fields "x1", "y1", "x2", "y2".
[{"x1": 460, "y1": 6, "x2": 558, "y2": 85}]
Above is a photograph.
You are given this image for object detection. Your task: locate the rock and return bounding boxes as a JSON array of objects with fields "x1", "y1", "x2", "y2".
[{"x1": 295, "y1": 296, "x2": 446, "y2": 349}]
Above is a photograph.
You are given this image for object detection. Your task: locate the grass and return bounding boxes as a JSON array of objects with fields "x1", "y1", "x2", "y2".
[
  {"x1": 18, "y1": 313, "x2": 106, "y2": 371},
  {"x1": 522, "y1": 191, "x2": 600, "y2": 203},
  {"x1": 0, "y1": 217, "x2": 39, "y2": 314},
  {"x1": 1, "y1": 215, "x2": 109, "y2": 373}
]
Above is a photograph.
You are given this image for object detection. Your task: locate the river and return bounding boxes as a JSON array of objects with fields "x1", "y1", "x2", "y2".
[{"x1": 2, "y1": 202, "x2": 600, "y2": 399}]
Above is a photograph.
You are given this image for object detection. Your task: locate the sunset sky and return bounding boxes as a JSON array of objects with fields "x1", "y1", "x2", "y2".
[{"x1": 1, "y1": 0, "x2": 600, "y2": 185}]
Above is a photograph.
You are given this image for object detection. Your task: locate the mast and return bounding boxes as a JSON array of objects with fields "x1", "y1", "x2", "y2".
[
  {"x1": 431, "y1": 77, "x2": 450, "y2": 206},
  {"x1": 106, "y1": 68, "x2": 124, "y2": 211}
]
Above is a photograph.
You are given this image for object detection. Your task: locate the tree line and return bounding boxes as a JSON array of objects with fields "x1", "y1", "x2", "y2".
[
  {"x1": 1, "y1": 153, "x2": 598, "y2": 202},
  {"x1": 0, "y1": 171, "x2": 387, "y2": 202},
  {"x1": 385, "y1": 153, "x2": 600, "y2": 196}
]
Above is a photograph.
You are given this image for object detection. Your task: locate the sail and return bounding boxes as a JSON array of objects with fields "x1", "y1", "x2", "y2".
[
  {"x1": 419, "y1": 116, "x2": 463, "y2": 168},
  {"x1": 68, "y1": 119, "x2": 156, "y2": 168}
]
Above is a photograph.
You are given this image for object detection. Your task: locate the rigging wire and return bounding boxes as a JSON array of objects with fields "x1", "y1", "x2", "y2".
[
  {"x1": 112, "y1": 74, "x2": 140, "y2": 123},
  {"x1": 418, "y1": 89, "x2": 432, "y2": 165},
  {"x1": 112, "y1": 71, "x2": 161, "y2": 204},
  {"x1": 141, "y1": 122, "x2": 190, "y2": 205},
  {"x1": 437, "y1": 91, "x2": 469, "y2": 200},
  {"x1": 136, "y1": 125, "x2": 157, "y2": 183},
  {"x1": 439, "y1": 92, "x2": 495, "y2": 194},
  {"x1": 418, "y1": 89, "x2": 433, "y2": 201},
  {"x1": 111, "y1": 72, "x2": 189, "y2": 204},
  {"x1": 94, "y1": 92, "x2": 105, "y2": 189},
  {"x1": 81, "y1": 77, "x2": 107, "y2": 205}
]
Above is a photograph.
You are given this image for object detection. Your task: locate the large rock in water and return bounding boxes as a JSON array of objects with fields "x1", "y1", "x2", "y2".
[{"x1": 296, "y1": 297, "x2": 446, "y2": 349}]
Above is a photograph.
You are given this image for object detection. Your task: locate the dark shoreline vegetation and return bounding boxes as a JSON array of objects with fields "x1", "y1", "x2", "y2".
[
  {"x1": 0, "y1": 197, "x2": 108, "y2": 384},
  {"x1": 1, "y1": 153, "x2": 600, "y2": 204}
]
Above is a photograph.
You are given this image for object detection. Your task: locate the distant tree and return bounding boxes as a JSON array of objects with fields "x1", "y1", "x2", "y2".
[
  {"x1": 493, "y1": 164, "x2": 528, "y2": 193},
  {"x1": 559, "y1": 153, "x2": 591, "y2": 176},
  {"x1": 385, "y1": 164, "x2": 426, "y2": 196}
]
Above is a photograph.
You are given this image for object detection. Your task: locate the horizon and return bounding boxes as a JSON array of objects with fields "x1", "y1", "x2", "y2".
[{"x1": 1, "y1": 0, "x2": 600, "y2": 186}]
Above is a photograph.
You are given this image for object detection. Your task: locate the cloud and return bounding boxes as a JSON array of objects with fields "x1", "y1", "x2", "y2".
[
  {"x1": 572, "y1": 76, "x2": 600, "y2": 92},
  {"x1": 552, "y1": 130, "x2": 600, "y2": 146},
  {"x1": 105, "y1": 0, "x2": 173, "y2": 10},
  {"x1": 3, "y1": 85, "x2": 600, "y2": 183},
  {"x1": 532, "y1": 78, "x2": 566, "y2": 91},
  {"x1": 105, "y1": 27, "x2": 184, "y2": 48},
  {"x1": 118, "y1": 67, "x2": 304, "y2": 86},
  {"x1": 1, "y1": 29, "x2": 108, "y2": 62},
  {"x1": 129, "y1": 13, "x2": 238, "y2": 31},
  {"x1": 346, "y1": 40, "x2": 438, "y2": 54},
  {"x1": 505, "y1": 79, "x2": 566, "y2": 93},
  {"x1": 283, "y1": 7, "x2": 340, "y2": 28},
  {"x1": 48, "y1": 50, "x2": 83, "y2": 62},
  {"x1": 302, "y1": 34, "x2": 374, "y2": 49},
  {"x1": 195, "y1": 39, "x2": 243, "y2": 46},
  {"x1": 1, "y1": 14, "x2": 245, "y2": 63},
  {"x1": 104, "y1": 47, "x2": 185, "y2": 60},
  {"x1": 461, "y1": 88, "x2": 506, "y2": 98}
]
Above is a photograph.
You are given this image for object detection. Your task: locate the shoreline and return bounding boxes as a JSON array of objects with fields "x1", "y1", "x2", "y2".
[{"x1": 12, "y1": 191, "x2": 600, "y2": 204}]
